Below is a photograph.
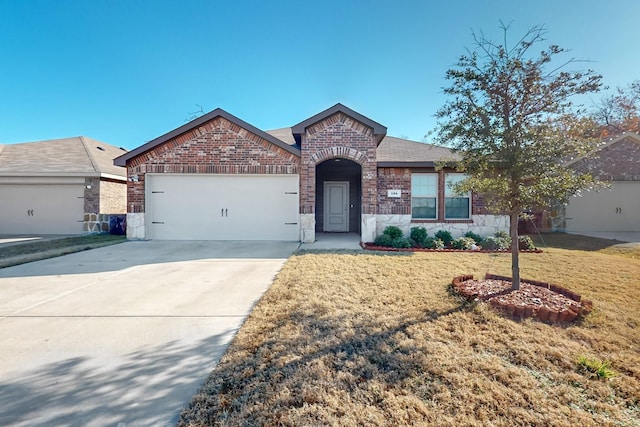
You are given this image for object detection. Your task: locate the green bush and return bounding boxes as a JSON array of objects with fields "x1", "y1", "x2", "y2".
[
  {"x1": 424, "y1": 237, "x2": 445, "y2": 249},
  {"x1": 518, "y1": 235, "x2": 536, "y2": 250},
  {"x1": 481, "y1": 236, "x2": 510, "y2": 250},
  {"x1": 410, "y1": 227, "x2": 428, "y2": 246},
  {"x1": 374, "y1": 234, "x2": 394, "y2": 247},
  {"x1": 451, "y1": 237, "x2": 477, "y2": 250},
  {"x1": 434, "y1": 230, "x2": 454, "y2": 246},
  {"x1": 464, "y1": 231, "x2": 483, "y2": 244},
  {"x1": 391, "y1": 237, "x2": 411, "y2": 248},
  {"x1": 494, "y1": 230, "x2": 510, "y2": 240},
  {"x1": 383, "y1": 226, "x2": 403, "y2": 239}
]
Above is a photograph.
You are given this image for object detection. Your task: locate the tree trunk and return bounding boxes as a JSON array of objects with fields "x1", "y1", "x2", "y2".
[{"x1": 510, "y1": 209, "x2": 520, "y2": 290}]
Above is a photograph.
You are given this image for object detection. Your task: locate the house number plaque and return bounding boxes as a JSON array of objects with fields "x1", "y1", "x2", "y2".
[{"x1": 387, "y1": 189, "x2": 401, "y2": 198}]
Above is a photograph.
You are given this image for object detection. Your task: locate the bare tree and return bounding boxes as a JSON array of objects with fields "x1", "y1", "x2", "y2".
[{"x1": 593, "y1": 80, "x2": 640, "y2": 136}]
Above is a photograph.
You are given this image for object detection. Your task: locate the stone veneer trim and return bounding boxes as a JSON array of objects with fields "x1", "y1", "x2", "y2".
[{"x1": 374, "y1": 214, "x2": 509, "y2": 241}]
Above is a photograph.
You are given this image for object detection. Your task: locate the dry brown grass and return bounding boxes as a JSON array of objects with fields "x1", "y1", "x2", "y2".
[{"x1": 179, "y1": 235, "x2": 640, "y2": 427}]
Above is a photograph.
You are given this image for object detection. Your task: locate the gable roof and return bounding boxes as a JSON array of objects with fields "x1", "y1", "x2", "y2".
[
  {"x1": 565, "y1": 132, "x2": 640, "y2": 167},
  {"x1": 376, "y1": 136, "x2": 460, "y2": 166},
  {"x1": 291, "y1": 103, "x2": 387, "y2": 146},
  {"x1": 0, "y1": 136, "x2": 127, "y2": 179},
  {"x1": 114, "y1": 108, "x2": 301, "y2": 167}
]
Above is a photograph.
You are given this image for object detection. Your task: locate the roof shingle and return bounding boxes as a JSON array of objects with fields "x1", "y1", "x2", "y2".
[
  {"x1": 266, "y1": 128, "x2": 458, "y2": 165},
  {"x1": 0, "y1": 136, "x2": 126, "y2": 178},
  {"x1": 376, "y1": 136, "x2": 460, "y2": 165}
]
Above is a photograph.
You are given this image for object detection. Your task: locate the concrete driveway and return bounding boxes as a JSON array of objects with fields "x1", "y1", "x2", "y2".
[{"x1": 0, "y1": 240, "x2": 299, "y2": 427}]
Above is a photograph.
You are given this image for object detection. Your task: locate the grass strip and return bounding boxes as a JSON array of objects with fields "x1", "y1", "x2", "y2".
[{"x1": 0, "y1": 235, "x2": 126, "y2": 268}]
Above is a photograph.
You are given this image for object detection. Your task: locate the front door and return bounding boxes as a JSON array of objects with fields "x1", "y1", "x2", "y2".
[{"x1": 323, "y1": 181, "x2": 349, "y2": 232}]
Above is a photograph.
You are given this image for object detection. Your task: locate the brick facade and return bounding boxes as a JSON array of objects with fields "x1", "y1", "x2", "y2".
[
  {"x1": 117, "y1": 104, "x2": 507, "y2": 241},
  {"x1": 100, "y1": 178, "x2": 127, "y2": 214},
  {"x1": 377, "y1": 167, "x2": 411, "y2": 215},
  {"x1": 300, "y1": 112, "x2": 377, "y2": 215},
  {"x1": 84, "y1": 177, "x2": 100, "y2": 213},
  {"x1": 571, "y1": 135, "x2": 640, "y2": 181},
  {"x1": 376, "y1": 167, "x2": 489, "y2": 219},
  {"x1": 83, "y1": 177, "x2": 126, "y2": 214},
  {"x1": 125, "y1": 116, "x2": 300, "y2": 213}
]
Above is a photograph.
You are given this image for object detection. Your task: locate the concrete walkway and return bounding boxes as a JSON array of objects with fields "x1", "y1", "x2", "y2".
[
  {"x1": 298, "y1": 232, "x2": 362, "y2": 251},
  {"x1": 0, "y1": 240, "x2": 298, "y2": 427}
]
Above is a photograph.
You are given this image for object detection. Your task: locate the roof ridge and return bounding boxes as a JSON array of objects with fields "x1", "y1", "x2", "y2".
[{"x1": 79, "y1": 136, "x2": 99, "y2": 173}]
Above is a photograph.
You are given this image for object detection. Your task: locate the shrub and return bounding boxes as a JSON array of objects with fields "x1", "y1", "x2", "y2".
[
  {"x1": 410, "y1": 227, "x2": 428, "y2": 246},
  {"x1": 481, "y1": 236, "x2": 510, "y2": 250},
  {"x1": 407, "y1": 237, "x2": 417, "y2": 248},
  {"x1": 451, "y1": 237, "x2": 477, "y2": 250},
  {"x1": 494, "y1": 230, "x2": 510, "y2": 240},
  {"x1": 391, "y1": 237, "x2": 411, "y2": 248},
  {"x1": 434, "y1": 230, "x2": 454, "y2": 246},
  {"x1": 374, "y1": 234, "x2": 394, "y2": 247},
  {"x1": 383, "y1": 226, "x2": 403, "y2": 239},
  {"x1": 424, "y1": 237, "x2": 445, "y2": 250},
  {"x1": 518, "y1": 235, "x2": 536, "y2": 250},
  {"x1": 464, "y1": 231, "x2": 483, "y2": 244}
]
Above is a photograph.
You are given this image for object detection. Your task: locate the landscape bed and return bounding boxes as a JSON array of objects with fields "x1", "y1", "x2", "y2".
[
  {"x1": 362, "y1": 242, "x2": 543, "y2": 253},
  {"x1": 452, "y1": 273, "x2": 592, "y2": 323}
]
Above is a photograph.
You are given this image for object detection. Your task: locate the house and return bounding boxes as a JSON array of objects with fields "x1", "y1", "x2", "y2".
[
  {"x1": 561, "y1": 132, "x2": 640, "y2": 234},
  {"x1": 114, "y1": 104, "x2": 509, "y2": 242},
  {"x1": 0, "y1": 136, "x2": 127, "y2": 235}
]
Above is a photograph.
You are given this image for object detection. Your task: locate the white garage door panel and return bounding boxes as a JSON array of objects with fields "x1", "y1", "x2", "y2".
[
  {"x1": 146, "y1": 174, "x2": 299, "y2": 240},
  {"x1": 0, "y1": 184, "x2": 84, "y2": 234},
  {"x1": 566, "y1": 182, "x2": 640, "y2": 232}
]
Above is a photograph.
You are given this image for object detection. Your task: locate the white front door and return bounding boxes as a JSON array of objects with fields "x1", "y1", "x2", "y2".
[{"x1": 323, "y1": 181, "x2": 349, "y2": 232}]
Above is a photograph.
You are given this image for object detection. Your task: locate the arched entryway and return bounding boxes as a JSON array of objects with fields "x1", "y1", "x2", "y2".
[{"x1": 315, "y1": 158, "x2": 362, "y2": 233}]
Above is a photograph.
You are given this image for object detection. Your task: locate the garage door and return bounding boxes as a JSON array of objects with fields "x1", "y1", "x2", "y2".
[
  {"x1": 146, "y1": 174, "x2": 299, "y2": 240},
  {"x1": 566, "y1": 182, "x2": 640, "y2": 232},
  {"x1": 0, "y1": 184, "x2": 84, "y2": 234}
]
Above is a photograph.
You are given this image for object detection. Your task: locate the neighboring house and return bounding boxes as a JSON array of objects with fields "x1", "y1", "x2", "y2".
[
  {"x1": 114, "y1": 104, "x2": 508, "y2": 242},
  {"x1": 561, "y1": 132, "x2": 640, "y2": 233},
  {"x1": 0, "y1": 136, "x2": 127, "y2": 235}
]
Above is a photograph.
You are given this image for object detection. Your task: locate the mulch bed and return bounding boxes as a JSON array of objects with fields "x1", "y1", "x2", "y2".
[
  {"x1": 362, "y1": 243, "x2": 543, "y2": 253},
  {"x1": 452, "y1": 274, "x2": 593, "y2": 324}
]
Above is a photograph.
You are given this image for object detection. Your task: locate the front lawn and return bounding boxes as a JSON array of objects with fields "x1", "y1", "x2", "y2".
[{"x1": 179, "y1": 235, "x2": 640, "y2": 426}]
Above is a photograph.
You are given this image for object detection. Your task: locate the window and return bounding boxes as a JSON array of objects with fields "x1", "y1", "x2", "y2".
[
  {"x1": 445, "y1": 174, "x2": 470, "y2": 219},
  {"x1": 411, "y1": 174, "x2": 437, "y2": 219}
]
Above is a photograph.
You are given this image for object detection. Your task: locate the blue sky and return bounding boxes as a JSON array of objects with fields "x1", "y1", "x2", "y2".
[{"x1": 1, "y1": 0, "x2": 638, "y2": 149}]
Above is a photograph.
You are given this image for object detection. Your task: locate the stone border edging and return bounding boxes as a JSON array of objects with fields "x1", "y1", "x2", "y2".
[
  {"x1": 362, "y1": 242, "x2": 543, "y2": 253},
  {"x1": 451, "y1": 274, "x2": 593, "y2": 324}
]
